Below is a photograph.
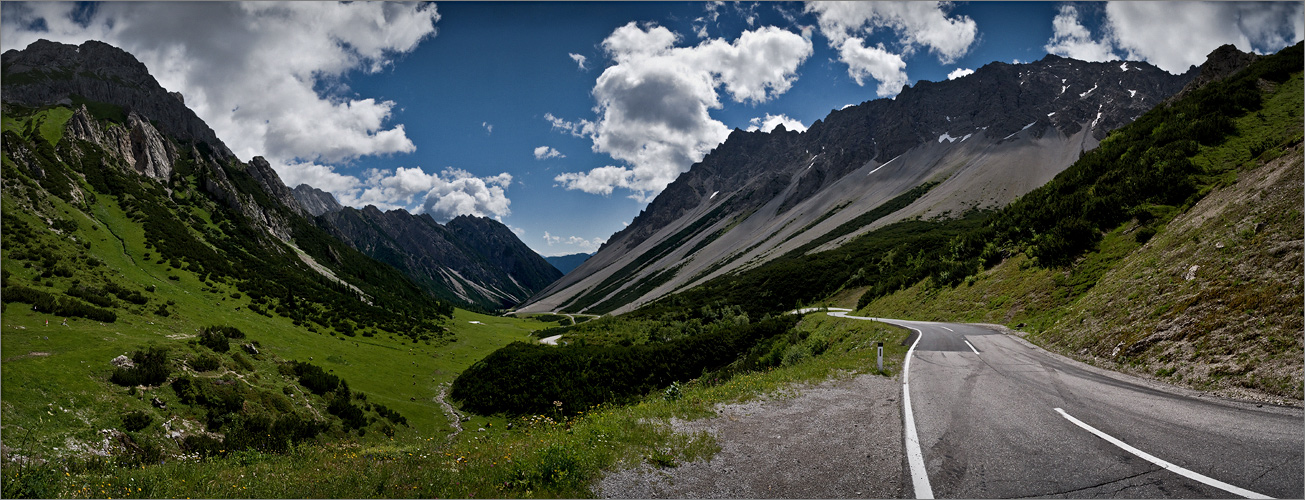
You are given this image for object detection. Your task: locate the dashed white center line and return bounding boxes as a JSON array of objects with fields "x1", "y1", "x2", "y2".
[
  {"x1": 1054, "y1": 408, "x2": 1272, "y2": 499},
  {"x1": 963, "y1": 339, "x2": 980, "y2": 354},
  {"x1": 939, "y1": 326, "x2": 954, "y2": 332}
]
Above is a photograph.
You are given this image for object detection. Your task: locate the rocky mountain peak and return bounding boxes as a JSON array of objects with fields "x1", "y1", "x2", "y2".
[
  {"x1": 1170, "y1": 44, "x2": 1260, "y2": 102},
  {"x1": 291, "y1": 184, "x2": 344, "y2": 217},
  {"x1": 2, "y1": 39, "x2": 233, "y2": 159},
  {"x1": 246, "y1": 156, "x2": 305, "y2": 217}
]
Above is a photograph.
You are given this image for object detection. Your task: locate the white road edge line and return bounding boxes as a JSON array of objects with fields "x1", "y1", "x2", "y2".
[
  {"x1": 829, "y1": 312, "x2": 934, "y2": 498},
  {"x1": 901, "y1": 326, "x2": 935, "y2": 499},
  {"x1": 963, "y1": 339, "x2": 980, "y2": 355},
  {"x1": 1054, "y1": 408, "x2": 1272, "y2": 499}
]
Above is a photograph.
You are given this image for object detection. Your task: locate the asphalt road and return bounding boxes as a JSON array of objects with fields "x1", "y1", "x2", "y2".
[{"x1": 831, "y1": 312, "x2": 1303, "y2": 499}]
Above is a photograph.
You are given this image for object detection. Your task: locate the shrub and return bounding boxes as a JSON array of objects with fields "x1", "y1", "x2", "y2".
[
  {"x1": 293, "y1": 362, "x2": 342, "y2": 396},
  {"x1": 115, "y1": 434, "x2": 162, "y2": 467},
  {"x1": 373, "y1": 403, "x2": 408, "y2": 427},
  {"x1": 65, "y1": 285, "x2": 114, "y2": 308},
  {"x1": 198, "y1": 328, "x2": 230, "y2": 352},
  {"x1": 232, "y1": 352, "x2": 255, "y2": 372},
  {"x1": 171, "y1": 376, "x2": 243, "y2": 415},
  {"x1": 327, "y1": 391, "x2": 366, "y2": 430},
  {"x1": 192, "y1": 353, "x2": 221, "y2": 372},
  {"x1": 204, "y1": 325, "x2": 246, "y2": 339},
  {"x1": 121, "y1": 410, "x2": 153, "y2": 432},
  {"x1": 1135, "y1": 227, "x2": 1157, "y2": 244},
  {"x1": 109, "y1": 346, "x2": 171, "y2": 387},
  {"x1": 3, "y1": 285, "x2": 117, "y2": 322},
  {"x1": 104, "y1": 282, "x2": 149, "y2": 305}
]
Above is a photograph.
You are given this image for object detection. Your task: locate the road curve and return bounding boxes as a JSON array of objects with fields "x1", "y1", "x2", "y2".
[{"x1": 830, "y1": 312, "x2": 1303, "y2": 499}]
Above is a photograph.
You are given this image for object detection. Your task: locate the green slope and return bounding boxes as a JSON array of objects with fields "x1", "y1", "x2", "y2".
[
  {"x1": 0, "y1": 101, "x2": 553, "y2": 469},
  {"x1": 857, "y1": 60, "x2": 1304, "y2": 402}
]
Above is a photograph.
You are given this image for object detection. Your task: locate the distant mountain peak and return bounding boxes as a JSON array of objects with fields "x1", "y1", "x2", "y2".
[{"x1": 291, "y1": 184, "x2": 344, "y2": 217}]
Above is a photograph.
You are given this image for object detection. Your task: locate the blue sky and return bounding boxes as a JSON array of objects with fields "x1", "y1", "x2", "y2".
[{"x1": 3, "y1": 2, "x2": 1302, "y2": 256}]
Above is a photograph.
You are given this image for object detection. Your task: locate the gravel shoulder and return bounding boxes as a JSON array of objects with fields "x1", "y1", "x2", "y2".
[{"x1": 598, "y1": 372, "x2": 905, "y2": 498}]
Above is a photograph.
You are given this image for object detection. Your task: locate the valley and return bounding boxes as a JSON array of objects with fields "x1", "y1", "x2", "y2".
[{"x1": 2, "y1": 20, "x2": 1301, "y2": 500}]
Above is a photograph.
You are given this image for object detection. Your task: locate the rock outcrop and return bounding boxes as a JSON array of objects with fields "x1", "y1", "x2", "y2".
[
  {"x1": 291, "y1": 184, "x2": 345, "y2": 217},
  {"x1": 246, "y1": 156, "x2": 305, "y2": 218},
  {"x1": 1169, "y1": 44, "x2": 1262, "y2": 102},
  {"x1": 63, "y1": 105, "x2": 177, "y2": 181}
]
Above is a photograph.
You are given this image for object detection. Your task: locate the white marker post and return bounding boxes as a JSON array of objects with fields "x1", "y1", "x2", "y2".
[{"x1": 877, "y1": 342, "x2": 883, "y2": 371}]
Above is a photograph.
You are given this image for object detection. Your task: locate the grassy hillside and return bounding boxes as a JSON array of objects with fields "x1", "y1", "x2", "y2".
[
  {"x1": 859, "y1": 69, "x2": 1303, "y2": 403},
  {"x1": 0, "y1": 174, "x2": 547, "y2": 448},
  {"x1": 0, "y1": 98, "x2": 565, "y2": 495}
]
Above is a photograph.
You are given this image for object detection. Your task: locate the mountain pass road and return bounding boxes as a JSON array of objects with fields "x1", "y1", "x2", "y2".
[{"x1": 829, "y1": 312, "x2": 1303, "y2": 499}]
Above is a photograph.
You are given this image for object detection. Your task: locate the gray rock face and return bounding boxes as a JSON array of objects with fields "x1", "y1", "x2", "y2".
[
  {"x1": 62, "y1": 104, "x2": 299, "y2": 242},
  {"x1": 247, "y1": 156, "x2": 305, "y2": 218},
  {"x1": 521, "y1": 52, "x2": 1215, "y2": 314},
  {"x1": 1169, "y1": 44, "x2": 1262, "y2": 102},
  {"x1": 124, "y1": 111, "x2": 176, "y2": 180},
  {"x1": 291, "y1": 184, "x2": 344, "y2": 217},
  {"x1": 2, "y1": 39, "x2": 232, "y2": 159},
  {"x1": 64, "y1": 105, "x2": 176, "y2": 181},
  {"x1": 610, "y1": 55, "x2": 1197, "y2": 255}
]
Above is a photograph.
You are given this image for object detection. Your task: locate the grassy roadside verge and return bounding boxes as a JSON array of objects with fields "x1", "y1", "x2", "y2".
[{"x1": 4, "y1": 312, "x2": 909, "y2": 498}]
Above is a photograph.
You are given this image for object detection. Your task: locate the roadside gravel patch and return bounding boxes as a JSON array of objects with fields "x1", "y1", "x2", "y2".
[{"x1": 598, "y1": 372, "x2": 905, "y2": 498}]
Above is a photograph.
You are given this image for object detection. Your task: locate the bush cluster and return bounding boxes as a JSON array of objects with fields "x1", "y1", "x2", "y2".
[
  {"x1": 197, "y1": 325, "x2": 245, "y2": 353},
  {"x1": 2, "y1": 285, "x2": 117, "y2": 322},
  {"x1": 292, "y1": 362, "x2": 343, "y2": 396},
  {"x1": 109, "y1": 347, "x2": 171, "y2": 387},
  {"x1": 451, "y1": 316, "x2": 798, "y2": 417},
  {"x1": 191, "y1": 353, "x2": 221, "y2": 372}
]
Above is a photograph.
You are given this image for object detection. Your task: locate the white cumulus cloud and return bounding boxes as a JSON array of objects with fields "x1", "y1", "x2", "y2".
[
  {"x1": 746, "y1": 113, "x2": 807, "y2": 133},
  {"x1": 0, "y1": 2, "x2": 438, "y2": 167},
  {"x1": 550, "y1": 22, "x2": 812, "y2": 201},
  {"x1": 356, "y1": 167, "x2": 513, "y2": 222},
  {"x1": 1106, "y1": 1, "x2": 1304, "y2": 73},
  {"x1": 482, "y1": 122, "x2": 493, "y2": 135},
  {"x1": 806, "y1": 1, "x2": 977, "y2": 96},
  {"x1": 568, "y1": 52, "x2": 588, "y2": 70},
  {"x1": 543, "y1": 231, "x2": 607, "y2": 253},
  {"x1": 533, "y1": 146, "x2": 565, "y2": 160},
  {"x1": 1044, "y1": 4, "x2": 1120, "y2": 63},
  {"x1": 839, "y1": 38, "x2": 909, "y2": 97},
  {"x1": 946, "y1": 67, "x2": 974, "y2": 80},
  {"x1": 1042, "y1": 1, "x2": 1304, "y2": 74}
]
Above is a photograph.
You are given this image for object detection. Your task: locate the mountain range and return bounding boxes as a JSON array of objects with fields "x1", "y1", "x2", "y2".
[
  {"x1": 2, "y1": 39, "x2": 562, "y2": 312},
  {"x1": 290, "y1": 184, "x2": 561, "y2": 310},
  {"x1": 517, "y1": 52, "x2": 1199, "y2": 315}
]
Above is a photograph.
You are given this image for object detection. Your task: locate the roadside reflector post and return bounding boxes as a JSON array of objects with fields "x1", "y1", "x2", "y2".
[{"x1": 877, "y1": 342, "x2": 884, "y2": 372}]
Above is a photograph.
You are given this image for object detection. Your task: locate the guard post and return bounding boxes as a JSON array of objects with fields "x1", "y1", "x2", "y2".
[{"x1": 877, "y1": 341, "x2": 884, "y2": 371}]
